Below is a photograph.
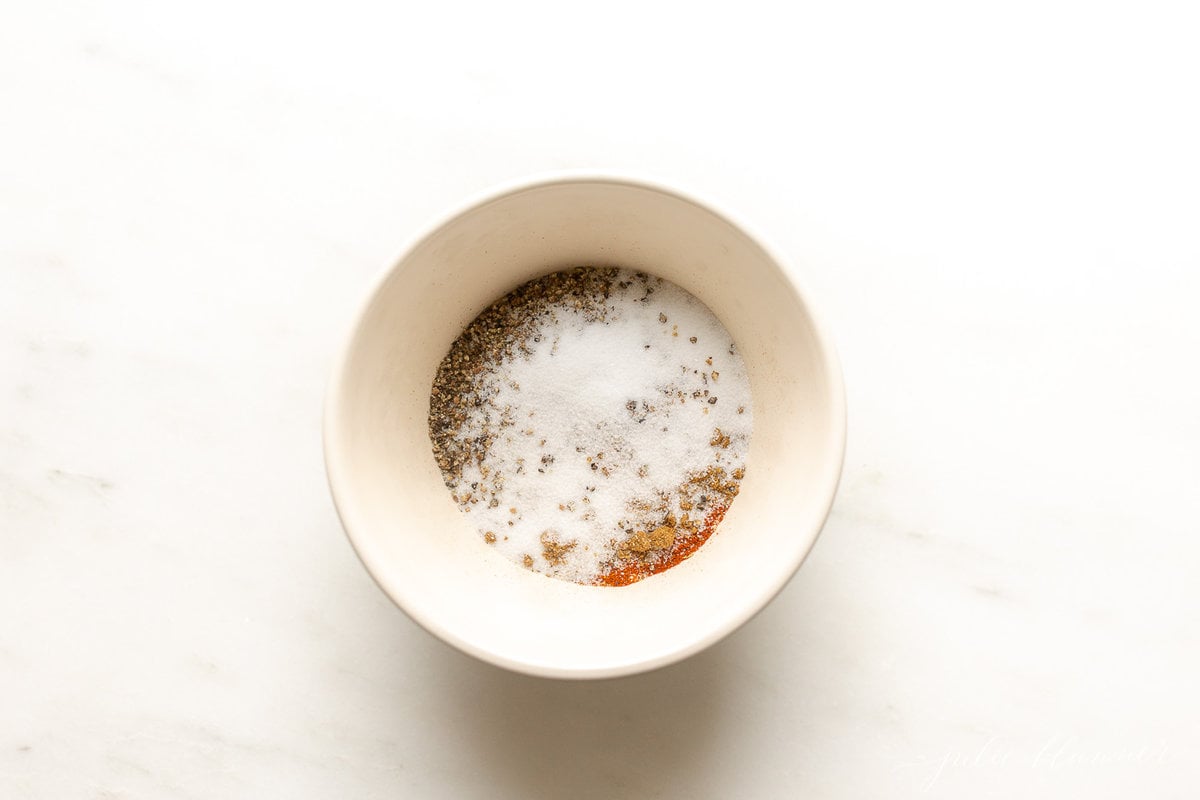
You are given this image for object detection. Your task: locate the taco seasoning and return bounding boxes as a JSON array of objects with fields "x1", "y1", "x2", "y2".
[{"x1": 428, "y1": 267, "x2": 752, "y2": 586}]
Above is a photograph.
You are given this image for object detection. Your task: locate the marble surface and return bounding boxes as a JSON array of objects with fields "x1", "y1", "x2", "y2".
[{"x1": 3, "y1": 1, "x2": 1198, "y2": 796}]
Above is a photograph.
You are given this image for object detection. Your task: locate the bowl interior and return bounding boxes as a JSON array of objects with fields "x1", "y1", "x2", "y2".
[{"x1": 325, "y1": 178, "x2": 844, "y2": 677}]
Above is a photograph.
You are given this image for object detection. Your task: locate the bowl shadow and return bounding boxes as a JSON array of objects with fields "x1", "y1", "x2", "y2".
[{"x1": 425, "y1": 639, "x2": 733, "y2": 799}]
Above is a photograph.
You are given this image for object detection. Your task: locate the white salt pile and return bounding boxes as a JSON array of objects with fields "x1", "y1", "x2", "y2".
[{"x1": 429, "y1": 268, "x2": 752, "y2": 586}]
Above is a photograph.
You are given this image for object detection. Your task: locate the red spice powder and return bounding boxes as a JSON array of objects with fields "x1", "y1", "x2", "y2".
[{"x1": 594, "y1": 505, "x2": 728, "y2": 587}]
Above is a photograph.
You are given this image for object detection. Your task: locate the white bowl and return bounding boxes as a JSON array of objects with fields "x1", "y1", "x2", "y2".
[{"x1": 324, "y1": 174, "x2": 846, "y2": 679}]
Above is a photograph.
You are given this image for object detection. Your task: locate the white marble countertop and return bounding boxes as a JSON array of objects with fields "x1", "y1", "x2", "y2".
[{"x1": 3, "y1": 2, "x2": 1198, "y2": 797}]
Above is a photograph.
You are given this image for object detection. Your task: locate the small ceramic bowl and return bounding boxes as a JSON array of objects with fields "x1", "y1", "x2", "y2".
[{"x1": 324, "y1": 174, "x2": 845, "y2": 678}]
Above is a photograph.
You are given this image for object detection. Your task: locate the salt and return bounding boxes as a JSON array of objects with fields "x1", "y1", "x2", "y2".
[{"x1": 429, "y1": 268, "x2": 753, "y2": 585}]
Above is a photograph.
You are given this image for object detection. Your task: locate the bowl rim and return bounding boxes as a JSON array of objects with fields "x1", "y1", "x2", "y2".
[{"x1": 323, "y1": 170, "x2": 847, "y2": 679}]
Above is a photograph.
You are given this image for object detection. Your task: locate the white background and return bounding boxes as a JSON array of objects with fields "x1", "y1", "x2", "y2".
[{"x1": 3, "y1": 1, "x2": 1198, "y2": 797}]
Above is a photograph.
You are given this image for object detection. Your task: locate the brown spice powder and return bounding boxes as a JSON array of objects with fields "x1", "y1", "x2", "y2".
[{"x1": 539, "y1": 531, "x2": 578, "y2": 566}]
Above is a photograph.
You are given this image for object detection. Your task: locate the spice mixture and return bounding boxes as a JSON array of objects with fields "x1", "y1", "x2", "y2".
[{"x1": 429, "y1": 267, "x2": 752, "y2": 586}]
